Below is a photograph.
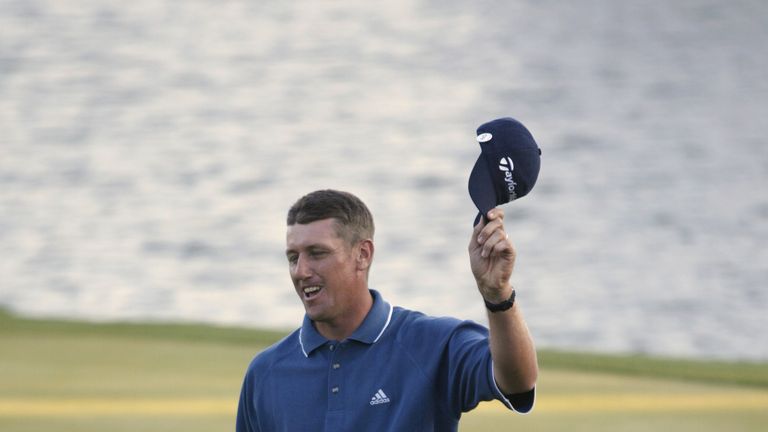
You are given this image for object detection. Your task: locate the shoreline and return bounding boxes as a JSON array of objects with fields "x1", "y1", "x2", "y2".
[{"x1": 2, "y1": 308, "x2": 766, "y2": 388}]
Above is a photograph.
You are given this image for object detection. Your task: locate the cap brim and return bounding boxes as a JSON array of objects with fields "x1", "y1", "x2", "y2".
[{"x1": 468, "y1": 157, "x2": 496, "y2": 218}]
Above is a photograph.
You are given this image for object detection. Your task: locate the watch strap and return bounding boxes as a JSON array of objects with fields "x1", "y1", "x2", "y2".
[{"x1": 484, "y1": 289, "x2": 516, "y2": 312}]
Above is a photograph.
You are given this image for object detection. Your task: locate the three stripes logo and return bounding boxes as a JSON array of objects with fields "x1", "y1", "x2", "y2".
[
  {"x1": 369, "y1": 389, "x2": 391, "y2": 406},
  {"x1": 498, "y1": 156, "x2": 518, "y2": 200}
]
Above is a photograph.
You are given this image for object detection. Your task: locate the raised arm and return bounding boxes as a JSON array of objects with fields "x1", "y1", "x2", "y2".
[{"x1": 468, "y1": 208, "x2": 538, "y2": 394}]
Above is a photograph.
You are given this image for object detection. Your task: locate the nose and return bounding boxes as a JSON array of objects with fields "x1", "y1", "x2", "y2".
[{"x1": 293, "y1": 253, "x2": 312, "y2": 280}]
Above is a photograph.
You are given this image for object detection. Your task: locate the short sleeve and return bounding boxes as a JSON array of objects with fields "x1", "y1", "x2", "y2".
[
  {"x1": 236, "y1": 364, "x2": 261, "y2": 432},
  {"x1": 490, "y1": 364, "x2": 536, "y2": 414},
  {"x1": 443, "y1": 321, "x2": 536, "y2": 416},
  {"x1": 506, "y1": 387, "x2": 536, "y2": 413}
]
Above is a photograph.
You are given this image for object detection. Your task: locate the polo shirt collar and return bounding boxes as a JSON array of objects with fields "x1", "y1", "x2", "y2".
[
  {"x1": 348, "y1": 289, "x2": 393, "y2": 344},
  {"x1": 299, "y1": 289, "x2": 393, "y2": 357}
]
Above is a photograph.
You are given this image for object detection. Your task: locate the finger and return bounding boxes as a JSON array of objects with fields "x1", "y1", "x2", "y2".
[
  {"x1": 491, "y1": 234, "x2": 513, "y2": 257},
  {"x1": 472, "y1": 216, "x2": 486, "y2": 241},
  {"x1": 473, "y1": 213, "x2": 486, "y2": 234},
  {"x1": 480, "y1": 228, "x2": 509, "y2": 258},
  {"x1": 486, "y1": 231, "x2": 516, "y2": 260},
  {"x1": 478, "y1": 217, "x2": 504, "y2": 245},
  {"x1": 470, "y1": 216, "x2": 487, "y2": 251},
  {"x1": 486, "y1": 208, "x2": 505, "y2": 222}
]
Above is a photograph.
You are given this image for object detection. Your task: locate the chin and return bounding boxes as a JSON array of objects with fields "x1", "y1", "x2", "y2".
[{"x1": 303, "y1": 306, "x2": 327, "y2": 322}]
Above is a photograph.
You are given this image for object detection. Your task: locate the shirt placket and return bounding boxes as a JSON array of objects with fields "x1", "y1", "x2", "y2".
[{"x1": 325, "y1": 341, "x2": 346, "y2": 430}]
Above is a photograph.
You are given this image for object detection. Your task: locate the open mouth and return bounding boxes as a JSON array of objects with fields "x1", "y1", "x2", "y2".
[{"x1": 303, "y1": 285, "x2": 323, "y2": 299}]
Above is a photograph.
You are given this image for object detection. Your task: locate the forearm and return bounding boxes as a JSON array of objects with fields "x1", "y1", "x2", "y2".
[
  {"x1": 469, "y1": 209, "x2": 538, "y2": 394},
  {"x1": 486, "y1": 285, "x2": 538, "y2": 394}
]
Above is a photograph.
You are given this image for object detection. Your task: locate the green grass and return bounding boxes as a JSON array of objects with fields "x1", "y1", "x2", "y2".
[
  {"x1": 538, "y1": 348, "x2": 768, "y2": 389},
  {"x1": 1, "y1": 309, "x2": 767, "y2": 431},
  {"x1": 0, "y1": 308, "x2": 288, "y2": 347}
]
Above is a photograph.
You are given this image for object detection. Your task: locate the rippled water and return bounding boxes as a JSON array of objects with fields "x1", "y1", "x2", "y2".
[{"x1": 1, "y1": 0, "x2": 766, "y2": 360}]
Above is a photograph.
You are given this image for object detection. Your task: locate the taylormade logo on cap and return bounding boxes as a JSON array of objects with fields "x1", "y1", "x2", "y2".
[
  {"x1": 499, "y1": 157, "x2": 517, "y2": 199},
  {"x1": 498, "y1": 157, "x2": 514, "y2": 172},
  {"x1": 477, "y1": 133, "x2": 492, "y2": 143}
]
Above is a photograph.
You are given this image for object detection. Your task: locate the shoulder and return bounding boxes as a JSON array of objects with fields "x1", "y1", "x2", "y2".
[
  {"x1": 244, "y1": 328, "x2": 302, "y2": 379},
  {"x1": 390, "y1": 306, "x2": 489, "y2": 346}
]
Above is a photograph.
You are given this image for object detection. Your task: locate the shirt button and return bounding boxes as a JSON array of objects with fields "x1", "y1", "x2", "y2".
[
  {"x1": 331, "y1": 386, "x2": 339, "y2": 394},
  {"x1": 332, "y1": 363, "x2": 340, "y2": 369},
  {"x1": 329, "y1": 345, "x2": 335, "y2": 351}
]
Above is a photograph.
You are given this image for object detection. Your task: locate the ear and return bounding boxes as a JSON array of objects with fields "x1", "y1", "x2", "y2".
[{"x1": 356, "y1": 239, "x2": 374, "y2": 271}]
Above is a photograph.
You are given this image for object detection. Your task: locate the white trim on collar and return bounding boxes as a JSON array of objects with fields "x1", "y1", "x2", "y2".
[
  {"x1": 299, "y1": 327, "x2": 308, "y2": 358},
  {"x1": 372, "y1": 303, "x2": 393, "y2": 343}
]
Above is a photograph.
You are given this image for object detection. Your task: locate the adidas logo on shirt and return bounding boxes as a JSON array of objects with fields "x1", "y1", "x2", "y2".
[{"x1": 369, "y1": 389, "x2": 391, "y2": 405}]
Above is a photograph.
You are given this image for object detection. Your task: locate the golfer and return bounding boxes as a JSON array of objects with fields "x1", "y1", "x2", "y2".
[{"x1": 236, "y1": 189, "x2": 537, "y2": 431}]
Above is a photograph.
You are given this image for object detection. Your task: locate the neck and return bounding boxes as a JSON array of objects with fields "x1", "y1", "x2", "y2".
[{"x1": 315, "y1": 289, "x2": 374, "y2": 341}]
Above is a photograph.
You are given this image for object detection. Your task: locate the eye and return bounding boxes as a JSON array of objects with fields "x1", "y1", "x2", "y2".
[
  {"x1": 286, "y1": 254, "x2": 298, "y2": 265},
  {"x1": 309, "y1": 250, "x2": 328, "y2": 258}
]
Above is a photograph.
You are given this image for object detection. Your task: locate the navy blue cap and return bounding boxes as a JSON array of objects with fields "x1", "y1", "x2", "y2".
[{"x1": 468, "y1": 117, "x2": 541, "y2": 225}]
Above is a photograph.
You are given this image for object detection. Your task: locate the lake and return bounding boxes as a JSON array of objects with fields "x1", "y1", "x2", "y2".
[{"x1": 1, "y1": 0, "x2": 766, "y2": 360}]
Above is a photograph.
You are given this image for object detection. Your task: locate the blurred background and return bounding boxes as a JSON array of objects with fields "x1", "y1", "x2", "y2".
[{"x1": 1, "y1": 0, "x2": 766, "y2": 361}]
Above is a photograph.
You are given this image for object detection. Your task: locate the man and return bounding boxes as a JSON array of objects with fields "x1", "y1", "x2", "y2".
[{"x1": 237, "y1": 189, "x2": 537, "y2": 431}]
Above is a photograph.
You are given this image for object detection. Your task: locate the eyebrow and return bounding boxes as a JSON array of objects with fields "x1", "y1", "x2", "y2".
[{"x1": 285, "y1": 244, "x2": 331, "y2": 256}]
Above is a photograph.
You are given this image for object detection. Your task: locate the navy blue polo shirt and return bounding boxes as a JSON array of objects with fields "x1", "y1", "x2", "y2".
[{"x1": 237, "y1": 290, "x2": 534, "y2": 431}]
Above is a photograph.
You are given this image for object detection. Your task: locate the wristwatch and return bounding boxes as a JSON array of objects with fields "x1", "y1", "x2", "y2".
[{"x1": 484, "y1": 290, "x2": 516, "y2": 312}]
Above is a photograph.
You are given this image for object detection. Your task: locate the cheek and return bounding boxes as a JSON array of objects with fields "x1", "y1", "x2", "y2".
[
  {"x1": 288, "y1": 266, "x2": 299, "y2": 281},
  {"x1": 322, "y1": 259, "x2": 355, "y2": 281}
]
